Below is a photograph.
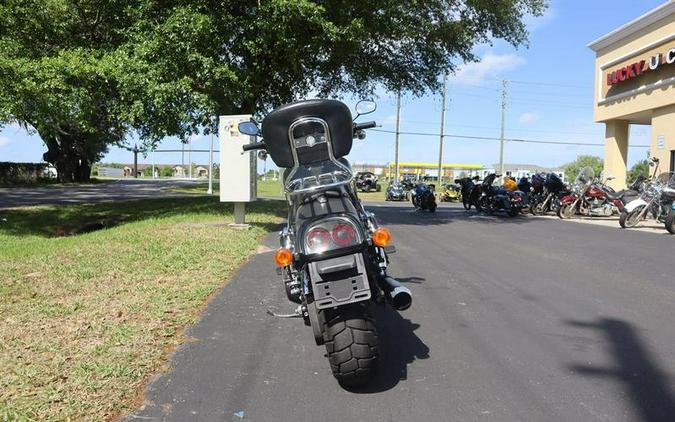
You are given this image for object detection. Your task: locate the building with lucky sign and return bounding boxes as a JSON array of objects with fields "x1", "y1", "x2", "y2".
[{"x1": 588, "y1": 1, "x2": 675, "y2": 188}]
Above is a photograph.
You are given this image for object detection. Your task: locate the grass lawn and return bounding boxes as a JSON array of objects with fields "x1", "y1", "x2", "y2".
[
  {"x1": 0, "y1": 197, "x2": 284, "y2": 421},
  {"x1": 171, "y1": 179, "x2": 284, "y2": 199},
  {"x1": 174, "y1": 179, "x2": 391, "y2": 202}
]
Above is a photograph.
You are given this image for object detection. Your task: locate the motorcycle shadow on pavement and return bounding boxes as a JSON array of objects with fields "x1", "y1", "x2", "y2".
[
  {"x1": 564, "y1": 317, "x2": 675, "y2": 422},
  {"x1": 343, "y1": 304, "x2": 430, "y2": 394},
  {"x1": 366, "y1": 205, "x2": 457, "y2": 227}
]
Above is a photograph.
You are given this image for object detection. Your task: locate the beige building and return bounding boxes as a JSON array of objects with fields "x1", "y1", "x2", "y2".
[{"x1": 588, "y1": 1, "x2": 675, "y2": 189}]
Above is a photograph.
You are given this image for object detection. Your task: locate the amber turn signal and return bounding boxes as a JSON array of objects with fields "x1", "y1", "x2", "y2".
[
  {"x1": 372, "y1": 227, "x2": 391, "y2": 247},
  {"x1": 274, "y1": 248, "x2": 293, "y2": 267}
]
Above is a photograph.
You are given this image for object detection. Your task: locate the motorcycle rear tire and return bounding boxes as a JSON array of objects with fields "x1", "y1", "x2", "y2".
[
  {"x1": 323, "y1": 304, "x2": 378, "y2": 387},
  {"x1": 507, "y1": 207, "x2": 519, "y2": 217},
  {"x1": 463, "y1": 198, "x2": 471, "y2": 210},
  {"x1": 558, "y1": 203, "x2": 575, "y2": 219},
  {"x1": 530, "y1": 200, "x2": 546, "y2": 216},
  {"x1": 665, "y1": 211, "x2": 675, "y2": 235},
  {"x1": 479, "y1": 197, "x2": 492, "y2": 214},
  {"x1": 619, "y1": 207, "x2": 643, "y2": 229},
  {"x1": 429, "y1": 204, "x2": 437, "y2": 213}
]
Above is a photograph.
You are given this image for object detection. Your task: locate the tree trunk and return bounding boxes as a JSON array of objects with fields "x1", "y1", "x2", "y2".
[
  {"x1": 42, "y1": 134, "x2": 80, "y2": 183},
  {"x1": 75, "y1": 160, "x2": 92, "y2": 182}
]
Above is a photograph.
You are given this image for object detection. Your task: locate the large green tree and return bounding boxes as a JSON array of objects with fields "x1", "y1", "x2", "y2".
[
  {"x1": 1, "y1": 0, "x2": 547, "y2": 182},
  {"x1": 561, "y1": 155, "x2": 604, "y2": 181},
  {"x1": 627, "y1": 159, "x2": 650, "y2": 184}
]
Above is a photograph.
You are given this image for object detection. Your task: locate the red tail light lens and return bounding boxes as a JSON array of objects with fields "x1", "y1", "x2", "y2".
[
  {"x1": 306, "y1": 228, "x2": 331, "y2": 252},
  {"x1": 332, "y1": 223, "x2": 357, "y2": 247},
  {"x1": 303, "y1": 218, "x2": 362, "y2": 254}
]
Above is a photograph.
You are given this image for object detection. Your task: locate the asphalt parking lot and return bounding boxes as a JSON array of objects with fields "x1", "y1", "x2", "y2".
[
  {"x1": 0, "y1": 178, "x2": 203, "y2": 209},
  {"x1": 126, "y1": 202, "x2": 675, "y2": 422}
]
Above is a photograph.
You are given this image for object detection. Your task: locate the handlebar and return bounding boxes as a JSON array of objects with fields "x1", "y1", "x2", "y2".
[
  {"x1": 242, "y1": 141, "x2": 266, "y2": 152},
  {"x1": 354, "y1": 121, "x2": 377, "y2": 131}
]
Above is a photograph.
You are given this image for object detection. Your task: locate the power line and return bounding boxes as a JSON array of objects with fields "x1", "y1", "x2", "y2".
[
  {"x1": 382, "y1": 119, "x2": 603, "y2": 137},
  {"x1": 370, "y1": 128, "x2": 650, "y2": 148},
  {"x1": 504, "y1": 79, "x2": 590, "y2": 90}
]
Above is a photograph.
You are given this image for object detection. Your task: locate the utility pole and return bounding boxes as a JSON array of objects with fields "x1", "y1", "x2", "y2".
[
  {"x1": 188, "y1": 135, "x2": 193, "y2": 179},
  {"x1": 207, "y1": 130, "x2": 214, "y2": 194},
  {"x1": 499, "y1": 79, "x2": 508, "y2": 176},
  {"x1": 394, "y1": 91, "x2": 401, "y2": 182},
  {"x1": 133, "y1": 144, "x2": 139, "y2": 178},
  {"x1": 437, "y1": 73, "x2": 448, "y2": 186}
]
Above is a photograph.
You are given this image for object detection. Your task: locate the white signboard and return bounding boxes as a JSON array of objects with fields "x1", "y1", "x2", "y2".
[
  {"x1": 219, "y1": 115, "x2": 256, "y2": 202},
  {"x1": 657, "y1": 135, "x2": 665, "y2": 150}
]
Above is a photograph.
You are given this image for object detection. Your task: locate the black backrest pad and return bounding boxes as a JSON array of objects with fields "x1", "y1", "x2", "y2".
[{"x1": 262, "y1": 99, "x2": 353, "y2": 168}]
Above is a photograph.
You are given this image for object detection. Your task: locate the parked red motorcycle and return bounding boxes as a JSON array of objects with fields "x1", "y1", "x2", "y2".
[{"x1": 558, "y1": 167, "x2": 626, "y2": 219}]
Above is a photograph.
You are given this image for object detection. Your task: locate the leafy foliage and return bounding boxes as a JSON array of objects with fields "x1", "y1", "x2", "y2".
[
  {"x1": 627, "y1": 159, "x2": 650, "y2": 184},
  {"x1": 0, "y1": 162, "x2": 47, "y2": 184},
  {"x1": 0, "y1": 0, "x2": 547, "y2": 182},
  {"x1": 561, "y1": 155, "x2": 604, "y2": 180}
]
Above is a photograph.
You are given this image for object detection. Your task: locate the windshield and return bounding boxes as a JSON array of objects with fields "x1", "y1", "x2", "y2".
[
  {"x1": 657, "y1": 171, "x2": 675, "y2": 187},
  {"x1": 575, "y1": 167, "x2": 595, "y2": 185}
]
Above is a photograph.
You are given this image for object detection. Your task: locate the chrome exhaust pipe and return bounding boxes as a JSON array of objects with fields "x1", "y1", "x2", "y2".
[{"x1": 381, "y1": 276, "x2": 412, "y2": 311}]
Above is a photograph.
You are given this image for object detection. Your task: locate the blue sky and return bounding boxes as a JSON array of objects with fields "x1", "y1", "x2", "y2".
[{"x1": 0, "y1": 0, "x2": 666, "y2": 170}]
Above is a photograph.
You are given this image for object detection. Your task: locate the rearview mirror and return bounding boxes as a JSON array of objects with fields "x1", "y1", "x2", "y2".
[
  {"x1": 355, "y1": 100, "x2": 376, "y2": 116},
  {"x1": 238, "y1": 121, "x2": 260, "y2": 136}
]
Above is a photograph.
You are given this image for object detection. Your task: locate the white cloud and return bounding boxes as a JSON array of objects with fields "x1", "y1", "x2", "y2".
[
  {"x1": 523, "y1": 6, "x2": 557, "y2": 32},
  {"x1": 383, "y1": 114, "x2": 404, "y2": 126},
  {"x1": 452, "y1": 53, "x2": 525, "y2": 86},
  {"x1": 0, "y1": 137, "x2": 10, "y2": 147},
  {"x1": 519, "y1": 112, "x2": 540, "y2": 124}
]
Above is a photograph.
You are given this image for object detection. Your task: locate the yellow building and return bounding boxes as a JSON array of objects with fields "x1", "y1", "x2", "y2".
[
  {"x1": 588, "y1": 1, "x2": 675, "y2": 189},
  {"x1": 384, "y1": 162, "x2": 483, "y2": 180}
]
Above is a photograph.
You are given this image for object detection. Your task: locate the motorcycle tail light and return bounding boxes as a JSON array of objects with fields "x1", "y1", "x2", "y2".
[
  {"x1": 372, "y1": 227, "x2": 391, "y2": 247},
  {"x1": 306, "y1": 227, "x2": 331, "y2": 253},
  {"x1": 332, "y1": 223, "x2": 357, "y2": 247},
  {"x1": 303, "y1": 218, "x2": 363, "y2": 254},
  {"x1": 274, "y1": 248, "x2": 293, "y2": 267}
]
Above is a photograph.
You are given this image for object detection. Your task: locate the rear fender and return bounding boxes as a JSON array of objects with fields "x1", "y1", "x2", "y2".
[
  {"x1": 625, "y1": 198, "x2": 647, "y2": 213},
  {"x1": 559, "y1": 194, "x2": 576, "y2": 204}
]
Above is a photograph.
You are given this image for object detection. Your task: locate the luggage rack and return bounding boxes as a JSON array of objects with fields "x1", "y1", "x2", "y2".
[{"x1": 286, "y1": 170, "x2": 352, "y2": 194}]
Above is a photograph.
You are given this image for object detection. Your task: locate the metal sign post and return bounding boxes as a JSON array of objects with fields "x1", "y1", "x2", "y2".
[
  {"x1": 207, "y1": 131, "x2": 214, "y2": 194},
  {"x1": 219, "y1": 114, "x2": 256, "y2": 228}
]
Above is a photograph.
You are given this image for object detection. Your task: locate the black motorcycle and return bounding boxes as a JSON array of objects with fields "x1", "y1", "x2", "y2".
[
  {"x1": 239, "y1": 99, "x2": 412, "y2": 387},
  {"x1": 456, "y1": 176, "x2": 481, "y2": 210},
  {"x1": 517, "y1": 176, "x2": 532, "y2": 208},
  {"x1": 411, "y1": 183, "x2": 437, "y2": 212},
  {"x1": 529, "y1": 173, "x2": 565, "y2": 215},
  {"x1": 478, "y1": 173, "x2": 523, "y2": 217}
]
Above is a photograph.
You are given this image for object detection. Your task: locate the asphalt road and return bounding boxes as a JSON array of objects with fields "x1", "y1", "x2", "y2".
[
  {"x1": 0, "y1": 179, "x2": 204, "y2": 208},
  {"x1": 126, "y1": 203, "x2": 675, "y2": 422}
]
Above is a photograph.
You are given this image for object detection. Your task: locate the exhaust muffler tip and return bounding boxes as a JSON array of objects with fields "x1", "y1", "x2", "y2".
[
  {"x1": 382, "y1": 276, "x2": 413, "y2": 311},
  {"x1": 390, "y1": 286, "x2": 412, "y2": 311}
]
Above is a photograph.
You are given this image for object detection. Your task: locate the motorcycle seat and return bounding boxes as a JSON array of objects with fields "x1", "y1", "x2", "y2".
[{"x1": 605, "y1": 190, "x2": 627, "y2": 200}]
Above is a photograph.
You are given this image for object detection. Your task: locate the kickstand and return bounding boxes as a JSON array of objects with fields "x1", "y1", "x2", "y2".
[{"x1": 266, "y1": 307, "x2": 302, "y2": 318}]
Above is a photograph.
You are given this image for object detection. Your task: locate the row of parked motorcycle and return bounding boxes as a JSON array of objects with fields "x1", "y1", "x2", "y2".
[
  {"x1": 384, "y1": 157, "x2": 675, "y2": 234},
  {"x1": 517, "y1": 157, "x2": 675, "y2": 234}
]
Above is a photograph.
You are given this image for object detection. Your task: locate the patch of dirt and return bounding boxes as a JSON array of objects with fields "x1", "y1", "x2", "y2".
[{"x1": 53, "y1": 215, "x2": 126, "y2": 237}]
